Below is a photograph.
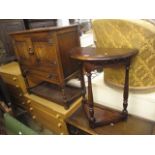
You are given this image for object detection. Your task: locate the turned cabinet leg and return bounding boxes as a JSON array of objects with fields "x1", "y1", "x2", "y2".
[
  {"x1": 86, "y1": 71, "x2": 96, "y2": 128},
  {"x1": 61, "y1": 85, "x2": 68, "y2": 109},
  {"x1": 22, "y1": 69, "x2": 31, "y2": 94},
  {"x1": 122, "y1": 61, "x2": 130, "y2": 117}
]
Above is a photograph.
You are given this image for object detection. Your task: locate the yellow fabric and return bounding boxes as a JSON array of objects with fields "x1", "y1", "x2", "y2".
[{"x1": 92, "y1": 19, "x2": 155, "y2": 90}]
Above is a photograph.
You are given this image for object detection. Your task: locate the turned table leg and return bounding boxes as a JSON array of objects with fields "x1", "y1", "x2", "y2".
[
  {"x1": 80, "y1": 65, "x2": 87, "y2": 105},
  {"x1": 86, "y1": 71, "x2": 96, "y2": 128},
  {"x1": 122, "y1": 60, "x2": 130, "y2": 117}
]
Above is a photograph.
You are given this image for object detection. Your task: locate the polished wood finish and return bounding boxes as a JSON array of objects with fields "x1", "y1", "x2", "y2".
[
  {"x1": 0, "y1": 19, "x2": 57, "y2": 56},
  {"x1": 0, "y1": 62, "x2": 28, "y2": 110},
  {"x1": 10, "y1": 25, "x2": 82, "y2": 108},
  {"x1": 70, "y1": 47, "x2": 138, "y2": 62},
  {"x1": 0, "y1": 62, "x2": 82, "y2": 134},
  {"x1": 0, "y1": 62, "x2": 27, "y2": 93},
  {"x1": 66, "y1": 106, "x2": 155, "y2": 135},
  {"x1": 70, "y1": 47, "x2": 138, "y2": 128},
  {"x1": 24, "y1": 94, "x2": 82, "y2": 134},
  {"x1": 122, "y1": 60, "x2": 130, "y2": 116},
  {"x1": 30, "y1": 82, "x2": 83, "y2": 108}
]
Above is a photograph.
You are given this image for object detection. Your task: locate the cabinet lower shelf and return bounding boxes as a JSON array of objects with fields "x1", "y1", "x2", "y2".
[
  {"x1": 83, "y1": 103, "x2": 126, "y2": 128},
  {"x1": 30, "y1": 82, "x2": 82, "y2": 108},
  {"x1": 66, "y1": 106, "x2": 155, "y2": 135}
]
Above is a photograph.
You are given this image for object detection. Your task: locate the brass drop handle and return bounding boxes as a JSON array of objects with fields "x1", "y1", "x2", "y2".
[
  {"x1": 13, "y1": 77, "x2": 17, "y2": 81},
  {"x1": 27, "y1": 100, "x2": 31, "y2": 104},
  {"x1": 29, "y1": 107, "x2": 33, "y2": 111},
  {"x1": 28, "y1": 47, "x2": 34, "y2": 55},
  {"x1": 32, "y1": 115, "x2": 36, "y2": 120},
  {"x1": 57, "y1": 123, "x2": 62, "y2": 128}
]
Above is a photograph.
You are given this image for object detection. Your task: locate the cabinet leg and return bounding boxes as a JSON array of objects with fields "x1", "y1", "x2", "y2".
[
  {"x1": 122, "y1": 61, "x2": 130, "y2": 117},
  {"x1": 61, "y1": 85, "x2": 69, "y2": 109}
]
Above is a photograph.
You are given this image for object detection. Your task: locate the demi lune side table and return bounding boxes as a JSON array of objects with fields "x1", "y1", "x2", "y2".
[{"x1": 70, "y1": 47, "x2": 138, "y2": 128}]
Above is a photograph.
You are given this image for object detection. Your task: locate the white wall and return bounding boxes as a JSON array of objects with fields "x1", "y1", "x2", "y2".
[
  {"x1": 57, "y1": 19, "x2": 70, "y2": 26},
  {"x1": 92, "y1": 73, "x2": 155, "y2": 121}
]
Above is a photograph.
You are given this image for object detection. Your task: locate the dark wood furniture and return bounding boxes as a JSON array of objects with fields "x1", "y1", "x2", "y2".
[
  {"x1": 66, "y1": 106, "x2": 155, "y2": 135},
  {"x1": 10, "y1": 25, "x2": 82, "y2": 109},
  {"x1": 23, "y1": 19, "x2": 57, "y2": 29},
  {"x1": 0, "y1": 20, "x2": 26, "y2": 56},
  {"x1": 70, "y1": 47, "x2": 138, "y2": 128},
  {"x1": 0, "y1": 19, "x2": 58, "y2": 57}
]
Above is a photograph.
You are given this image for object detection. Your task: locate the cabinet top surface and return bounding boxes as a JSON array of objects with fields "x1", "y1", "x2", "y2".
[
  {"x1": 10, "y1": 24, "x2": 78, "y2": 35},
  {"x1": 0, "y1": 61, "x2": 21, "y2": 76},
  {"x1": 70, "y1": 47, "x2": 138, "y2": 62}
]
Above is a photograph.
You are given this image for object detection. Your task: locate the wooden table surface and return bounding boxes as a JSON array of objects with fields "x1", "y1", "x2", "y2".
[
  {"x1": 70, "y1": 47, "x2": 138, "y2": 62},
  {"x1": 66, "y1": 106, "x2": 155, "y2": 135},
  {"x1": 70, "y1": 47, "x2": 138, "y2": 128}
]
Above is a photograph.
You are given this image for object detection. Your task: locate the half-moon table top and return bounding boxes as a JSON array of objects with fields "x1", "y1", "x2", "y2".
[{"x1": 70, "y1": 47, "x2": 138, "y2": 62}]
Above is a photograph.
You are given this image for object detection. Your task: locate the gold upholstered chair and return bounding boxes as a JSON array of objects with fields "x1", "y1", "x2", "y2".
[{"x1": 92, "y1": 19, "x2": 155, "y2": 90}]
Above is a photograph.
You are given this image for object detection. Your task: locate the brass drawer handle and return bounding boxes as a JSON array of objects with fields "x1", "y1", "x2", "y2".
[
  {"x1": 57, "y1": 123, "x2": 62, "y2": 128},
  {"x1": 32, "y1": 115, "x2": 36, "y2": 120},
  {"x1": 13, "y1": 77, "x2": 17, "y2": 81},
  {"x1": 56, "y1": 114, "x2": 60, "y2": 119},
  {"x1": 28, "y1": 47, "x2": 34, "y2": 55},
  {"x1": 29, "y1": 107, "x2": 33, "y2": 111},
  {"x1": 15, "y1": 85, "x2": 19, "y2": 88},
  {"x1": 26, "y1": 100, "x2": 31, "y2": 104}
]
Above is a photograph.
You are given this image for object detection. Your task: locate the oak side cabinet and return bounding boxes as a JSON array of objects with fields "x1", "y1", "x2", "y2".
[{"x1": 10, "y1": 24, "x2": 82, "y2": 109}]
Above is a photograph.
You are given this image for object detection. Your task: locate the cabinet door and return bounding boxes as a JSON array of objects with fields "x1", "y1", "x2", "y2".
[
  {"x1": 13, "y1": 36, "x2": 36, "y2": 66},
  {"x1": 31, "y1": 32, "x2": 61, "y2": 73}
]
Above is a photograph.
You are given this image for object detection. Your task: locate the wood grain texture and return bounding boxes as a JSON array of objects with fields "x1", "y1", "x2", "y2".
[
  {"x1": 11, "y1": 25, "x2": 82, "y2": 108},
  {"x1": 70, "y1": 47, "x2": 138, "y2": 128},
  {"x1": 67, "y1": 106, "x2": 155, "y2": 135},
  {"x1": 70, "y1": 47, "x2": 138, "y2": 62},
  {"x1": 24, "y1": 94, "x2": 82, "y2": 134},
  {"x1": 0, "y1": 62, "x2": 27, "y2": 93}
]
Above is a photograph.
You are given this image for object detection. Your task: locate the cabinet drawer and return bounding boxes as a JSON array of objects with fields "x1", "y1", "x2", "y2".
[
  {"x1": 22, "y1": 62, "x2": 59, "y2": 74},
  {"x1": 0, "y1": 72, "x2": 27, "y2": 93},
  {"x1": 28, "y1": 105, "x2": 68, "y2": 134},
  {"x1": 25, "y1": 97, "x2": 63, "y2": 119},
  {"x1": 10, "y1": 95, "x2": 29, "y2": 110},
  {"x1": 0, "y1": 73, "x2": 19, "y2": 86},
  {"x1": 25, "y1": 68, "x2": 60, "y2": 84},
  {"x1": 6, "y1": 84, "x2": 24, "y2": 97}
]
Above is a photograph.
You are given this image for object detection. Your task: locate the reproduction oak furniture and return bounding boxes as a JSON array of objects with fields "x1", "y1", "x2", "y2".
[
  {"x1": 0, "y1": 19, "x2": 58, "y2": 56},
  {"x1": 24, "y1": 94, "x2": 82, "y2": 134},
  {"x1": 92, "y1": 19, "x2": 155, "y2": 90},
  {"x1": 0, "y1": 61, "x2": 82, "y2": 134},
  {"x1": 70, "y1": 47, "x2": 138, "y2": 128},
  {"x1": 66, "y1": 106, "x2": 155, "y2": 135},
  {"x1": 0, "y1": 62, "x2": 27, "y2": 109},
  {"x1": 10, "y1": 24, "x2": 82, "y2": 109}
]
